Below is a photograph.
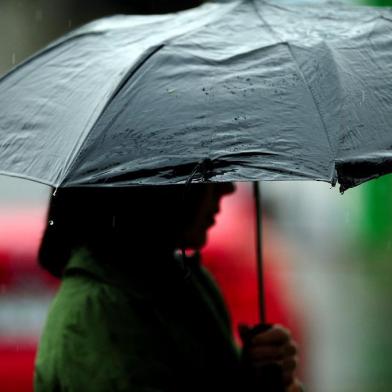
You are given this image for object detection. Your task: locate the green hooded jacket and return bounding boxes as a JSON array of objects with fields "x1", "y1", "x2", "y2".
[{"x1": 34, "y1": 248, "x2": 243, "y2": 392}]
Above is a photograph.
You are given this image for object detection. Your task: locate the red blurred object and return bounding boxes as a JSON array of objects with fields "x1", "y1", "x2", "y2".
[
  {"x1": 0, "y1": 342, "x2": 36, "y2": 392},
  {"x1": 0, "y1": 250, "x2": 12, "y2": 286},
  {"x1": 203, "y1": 183, "x2": 304, "y2": 345},
  {"x1": 0, "y1": 206, "x2": 57, "y2": 289},
  {"x1": 0, "y1": 207, "x2": 44, "y2": 254},
  {"x1": 0, "y1": 206, "x2": 55, "y2": 392}
]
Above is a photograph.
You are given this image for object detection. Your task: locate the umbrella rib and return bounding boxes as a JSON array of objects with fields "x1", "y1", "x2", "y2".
[
  {"x1": 57, "y1": 44, "x2": 165, "y2": 188},
  {"x1": 251, "y1": 0, "x2": 336, "y2": 184},
  {"x1": 284, "y1": 42, "x2": 335, "y2": 155},
  {"x1": 0, "y1": 169, "x2": 54, "y2": 188}
]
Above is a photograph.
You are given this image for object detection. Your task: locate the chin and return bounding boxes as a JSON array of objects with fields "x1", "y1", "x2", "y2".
[{"x1": 185, "y1": 232, "x2": 208, "y2": 250}]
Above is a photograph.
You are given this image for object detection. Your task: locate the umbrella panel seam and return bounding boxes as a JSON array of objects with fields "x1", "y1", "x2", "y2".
[
  {"x1": 0, "y1": 169, "x2": 54, "y2": 188},
  {"x1": 58, "y1": 44, "x2": 166, "y2": 187},
  {"x1": 251, "y1": 0, "x2": 336, "y2": 185}
]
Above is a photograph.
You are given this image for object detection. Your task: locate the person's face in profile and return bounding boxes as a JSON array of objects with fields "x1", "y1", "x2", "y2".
[{"x1": 182, "y1": 182, "x2": 236, "y2": 249}]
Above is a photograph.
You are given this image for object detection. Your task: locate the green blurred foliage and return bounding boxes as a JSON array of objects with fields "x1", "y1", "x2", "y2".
[
  {"x1": 360, "y1": 176, "x2": 392, "y2": 251},
  {"x1": 368, "y1": 0, "x2": 392, "y2": 5}
]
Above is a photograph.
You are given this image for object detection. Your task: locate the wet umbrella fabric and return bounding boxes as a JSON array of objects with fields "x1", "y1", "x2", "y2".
[{"x1": 0, "y1": 0, "x2": 391, "y2": 191}]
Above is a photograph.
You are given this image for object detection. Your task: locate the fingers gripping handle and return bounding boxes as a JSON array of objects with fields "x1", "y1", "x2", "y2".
[{"x1": 240, "y1": 323, "x2": 286, "y2": 392}]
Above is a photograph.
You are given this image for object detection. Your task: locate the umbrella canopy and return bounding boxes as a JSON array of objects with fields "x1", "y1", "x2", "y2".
[{"x1": 0, "y1": 0, "x2": 391, "y2": 191}]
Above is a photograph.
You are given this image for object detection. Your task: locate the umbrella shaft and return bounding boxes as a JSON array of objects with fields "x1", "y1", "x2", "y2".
[{"x1": 253, "y1": 182, "x2": 265, "y2": 324}]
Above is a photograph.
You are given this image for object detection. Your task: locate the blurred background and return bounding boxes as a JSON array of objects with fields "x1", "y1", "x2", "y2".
[{"x1": 1, "y1": 0, "x2": 392, "y2": 391}]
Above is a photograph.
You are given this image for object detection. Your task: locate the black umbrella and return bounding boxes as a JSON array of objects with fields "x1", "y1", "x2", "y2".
[
  {"x1": 0, "y1": 0, "x2": 391, "y2": 191},
  {"x1": 0, "y1": 0, "x2": 391, "y2": 324}
]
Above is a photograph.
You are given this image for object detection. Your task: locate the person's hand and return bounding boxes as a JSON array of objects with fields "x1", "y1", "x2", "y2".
[
  {"x1": 287, "y1": 378, "x2": 303, "y2": 392},
  {"x1": 239, "y1": 324, "x2": 300, "y2": 391}
]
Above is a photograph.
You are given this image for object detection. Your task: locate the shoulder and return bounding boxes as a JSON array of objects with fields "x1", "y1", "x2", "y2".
[
  {"x1": 35, "y1": 268, "x2": 176, "y2": 391},
  {"x1": 38, "y1": 258, "x2": 165, "y2": 351}
]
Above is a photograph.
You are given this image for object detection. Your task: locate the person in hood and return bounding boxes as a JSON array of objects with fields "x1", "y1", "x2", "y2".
[{"x1": 35, "y1": 183, "x2": 301, "y2": 391}]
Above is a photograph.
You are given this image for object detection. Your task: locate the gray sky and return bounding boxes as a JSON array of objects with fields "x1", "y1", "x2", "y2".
[{"x1": 0, "y1": 175, "x2": 49, "y2": 205}]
